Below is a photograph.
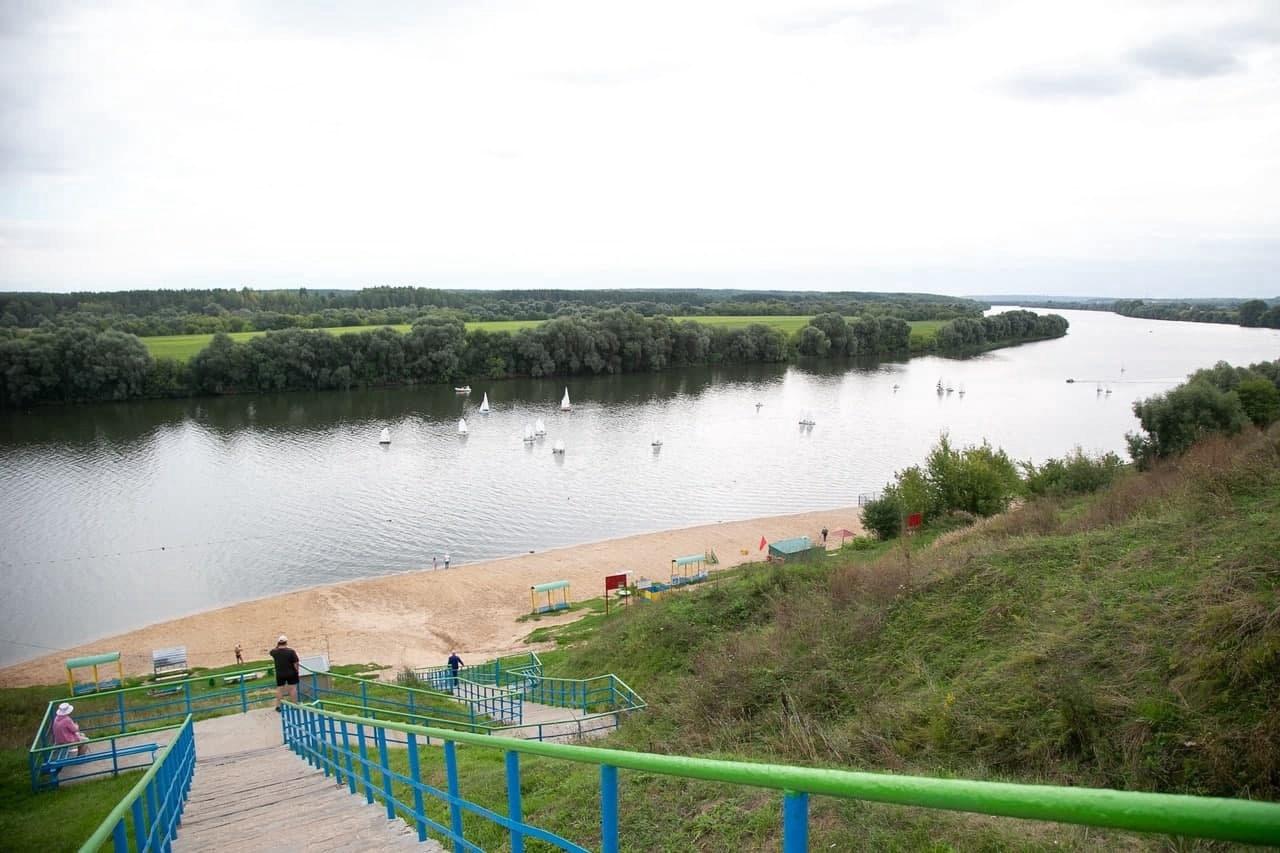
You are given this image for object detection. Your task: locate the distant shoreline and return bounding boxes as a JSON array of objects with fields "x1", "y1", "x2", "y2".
[{"x1": 0, "y1": 505, "x2": 864, "y2": 688}]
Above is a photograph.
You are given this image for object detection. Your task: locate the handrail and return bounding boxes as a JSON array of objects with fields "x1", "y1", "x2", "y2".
[
  {"x1": 79, "y1": 715, "x2": 195, "y2": 853},
  {"x1": 286, "y1": 702, "x2": 1280, "y2": 847}
]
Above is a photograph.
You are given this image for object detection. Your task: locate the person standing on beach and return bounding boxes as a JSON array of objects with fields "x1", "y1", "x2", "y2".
[
  {"x1": 821, "y1": 526, "x2": 828, "y2": 545},
  {"x1": 270, "y1": 635, "x2": 300, "y2": 711},
  {"x1": 433, "y1": 555, "x2": 438, "y2": 570},
  {"x1": 234, "y1": 643, "x2": 243, "y2": 665},
  {"x1": 444, "y1": 553, "x2": 451, "y2": 569},
  {"x1": 447, "y1": 650, "x2": 464, "y2": 691}
]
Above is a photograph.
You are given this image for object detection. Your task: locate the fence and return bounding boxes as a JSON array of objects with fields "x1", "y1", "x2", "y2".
[
  {"x1": 301, "y1": 669, "x2": 521, "y2": 727},
  {"x1": 282, "y1": 702, "x2": 1280, "y2": 851},
  {"x1": 78, "y1": 716, "x2": 196, "y2": 853}
]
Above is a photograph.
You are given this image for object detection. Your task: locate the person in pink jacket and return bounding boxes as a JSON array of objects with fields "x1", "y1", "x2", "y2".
[{"x1": 52, "y1": 702, "x2": 89, "y2": 756}]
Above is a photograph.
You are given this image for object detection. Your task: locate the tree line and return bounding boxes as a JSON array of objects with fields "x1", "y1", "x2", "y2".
[
  {"x1": 0, "y1": 286, "x2": 984, "y2": 336},
  {"x1": 1014, "y1": 297, "x2": 1280, "y2": 329},
  {"x1": 0, "y1": 307, "x2": 1068, "y2": 409}
]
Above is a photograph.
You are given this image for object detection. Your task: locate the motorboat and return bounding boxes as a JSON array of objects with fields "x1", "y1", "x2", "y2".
[{"x1": 379, "y1": 428, "x2": 391, "y2": 445}]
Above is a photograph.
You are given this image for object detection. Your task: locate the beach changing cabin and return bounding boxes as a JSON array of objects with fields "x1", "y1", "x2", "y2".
[
  {"x1": 767, "y1": 536, "x2": 816, "y2": 563},
  {"x1": 530, "y1": 580, "x2": 571, "y2": 614},
  {"x1": 66, "y1": 652, "x2": 124, "y2": 695}
]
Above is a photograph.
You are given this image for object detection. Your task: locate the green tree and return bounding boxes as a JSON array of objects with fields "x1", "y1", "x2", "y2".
[
  {"x1": 1127, "y1": 380, "x2": 1248, "y2": 466},
  {"x1": 1238, "y1": 299, "x2": 1268, "y2": 327},
  {"x1": 796, "y1": 325, "x2": 831, "y2": 356},
  {"x1": 1235, "y1": 377, "x2": 1280, "y2": 428}
]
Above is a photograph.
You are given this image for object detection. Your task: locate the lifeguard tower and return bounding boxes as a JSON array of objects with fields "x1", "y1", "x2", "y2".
[{"x1": 65, "y1": 652, "x2": 124, "y2": 695}]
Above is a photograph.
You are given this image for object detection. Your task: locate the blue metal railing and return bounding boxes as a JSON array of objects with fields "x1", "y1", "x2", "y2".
[
  {"x1": 283, "y1": 702, "x2": 1280, "y2": 851},
  {"x1": 28, "y1": 720, "x2": 181, "y2": 792},
  {"x1": 78, "y1": 716, "x2": 197, "y2": 853},
  {"x1": 301, "y1": 669, "x2": 520, "y2": 727}
]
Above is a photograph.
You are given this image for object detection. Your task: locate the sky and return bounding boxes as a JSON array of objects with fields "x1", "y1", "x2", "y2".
[{"x1": 1, "y1": 0, "x2": 1277, "y2": 297}]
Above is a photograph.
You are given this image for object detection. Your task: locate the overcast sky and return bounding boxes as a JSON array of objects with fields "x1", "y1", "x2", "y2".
[{"x1": 1, "y1": 0, "x2": 1277, "y2": 296}]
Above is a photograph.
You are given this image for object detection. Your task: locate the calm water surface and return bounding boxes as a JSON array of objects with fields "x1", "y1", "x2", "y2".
[{"x1": 1, "y1": 308, "x2": 1277, "y2": 666}]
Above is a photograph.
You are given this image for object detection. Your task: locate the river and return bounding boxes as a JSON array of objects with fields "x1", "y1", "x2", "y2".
[{"x1": 1, "y1": 307, "x2": 1277, "y2": 666}]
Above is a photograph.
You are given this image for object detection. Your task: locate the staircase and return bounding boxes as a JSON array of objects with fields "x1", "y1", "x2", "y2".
[{"x1": 174, "y1": 744, "x2": 444, "y2": 852}]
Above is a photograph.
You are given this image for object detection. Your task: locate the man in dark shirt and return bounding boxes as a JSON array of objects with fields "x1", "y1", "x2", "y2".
[
  {"x1": 270, "y1": 635, "x2": 300, "y2": 711},
  {"x1": 447, "y1": 651, "x2": 463, "y2": 692}
]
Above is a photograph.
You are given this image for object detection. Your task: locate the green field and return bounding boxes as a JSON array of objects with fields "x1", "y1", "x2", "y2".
[{"x1": 141, "y1": 316, "x2": 944, "y2": 362}]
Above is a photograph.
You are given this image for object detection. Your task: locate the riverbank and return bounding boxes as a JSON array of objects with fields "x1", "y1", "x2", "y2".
[{"x1": 0, "y1": 507, "x2": 861, "y2": 688}]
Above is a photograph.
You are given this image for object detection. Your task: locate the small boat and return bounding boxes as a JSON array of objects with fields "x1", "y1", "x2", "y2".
[
  {"x1": 454, "y1": 385, "x2": 471, "y2": 395},
  {"x1": 523, "y1": 424, "x2": 536, "y2": 443},
  {"x1": 479, "y1": 393, "x2": 490, "y2": 414},
  {"x1": 552, "y1": 439, "x2": 565, "y2": 455},
  {"x1": 457, "y1": 419, "x2": 468, "y2": 436},
  {"x1": 651, "y1": 436, "x2": 663, "y2": 448},
  {"x1": 755, "y1": 402, "x2": 763, "y2": 411},
  {"x1": 892, "y1": 384, "x2": 900, "y2": 392},
  {"x1": 534, "y1": 419, "x2": 546, "y2": 436},
  {"x1": 560, "y1": 388, "x2": 572, "y2": 411},
  {"x1": 958, "y1": 385, "x2": 966, "y2": 397},
  {"x1": 1096, "y1": 384, "x2": 1103, "y2": 395},
  {"x1": 945, "y1": 385, "x2": 954, "y2": 395},
  {"x1": 1105, "y1": 387, "x2": 1113, "y2": 396},
  {"x1": 798, "y1": 411, "x2": 816, "y2": 427},
  {"x1": 936, "y1": 380, "x2": 944, "y2": 396},
  {"x1": 1065, "y1": 378, "x2": 1075, "y2": 384},
  {"x1": 379, "y1": 428, "x2": 391, "y2": 445}
]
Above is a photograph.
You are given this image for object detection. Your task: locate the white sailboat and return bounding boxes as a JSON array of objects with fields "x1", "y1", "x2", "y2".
[
  {"x1": 523, "y1": 424, "x2": 536, "y2": 443},
  {"x1": 457, "y1": 418, "x2": 468, "y2": 436},
  {"x1": 534, "y1": 418, "x2": 546, "y2": 436},
  {"x1": 379, "y1": 428, "x2": 391, "y2": 445},
  {"x1": 479, "y1": 393, "x2": 490, "y2": 414},
  {"x1": 552, "y1": 439, "x2": 566, "y2": 455},
  {"x1": 651, "y1": 436, "x2": 663, "y2": 448},
  {"x1": 798, "y1": 411, "x2": 816, "y2": 427},
  {"x1": 560, "y1": 388, "x2": 572, "y2": 411}
]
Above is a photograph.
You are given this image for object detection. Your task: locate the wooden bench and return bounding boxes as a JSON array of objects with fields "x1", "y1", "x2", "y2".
[{"x1": 39, "y1": 742, "x2": 160, "y2": 788}]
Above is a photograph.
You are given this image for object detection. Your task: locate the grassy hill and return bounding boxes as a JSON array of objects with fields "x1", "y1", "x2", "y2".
[{"x1": 459, "y1": 427, "x2": 1280, "y2": 849}]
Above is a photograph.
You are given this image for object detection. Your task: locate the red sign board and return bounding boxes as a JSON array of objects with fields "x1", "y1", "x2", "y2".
[
  {"x1": 907, "y1": 512, "x2": 923, "y2": 529},
  {"x1": 604, "y1": 573, "x2": 628, "y2": 591}
]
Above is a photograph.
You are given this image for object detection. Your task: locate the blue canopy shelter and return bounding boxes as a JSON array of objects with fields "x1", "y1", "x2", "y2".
[
  {"x1": 767, "y1": 536, "x2": 816, "y2": 563},
  {"x1": 530, "y1": 580, "x2": 571, "y2": 614}
]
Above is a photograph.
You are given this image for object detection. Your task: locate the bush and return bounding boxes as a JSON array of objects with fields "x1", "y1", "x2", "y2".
[
  {"x1": 1236, "y1": 377, "x2": 1280, "y2": 428},
  {"x1": 1128, "y1": 380, "x2": 1248, "y2": 467},
  {"x1": 861, "y1": 493, "x2": 903, "y2": 540},
  {"x1": 1021, "y1": 448, "x2": 1127, "y2": 497}
]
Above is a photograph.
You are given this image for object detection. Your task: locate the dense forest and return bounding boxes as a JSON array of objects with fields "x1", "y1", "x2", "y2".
[
  {"x1": 0, "y1": 307, "x2": 1067, "y2": 409},
  {"x1": 0, "y1": 286, "x2": 983, "y2": 335}
]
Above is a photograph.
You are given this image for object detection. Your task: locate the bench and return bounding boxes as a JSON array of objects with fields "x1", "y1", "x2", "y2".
[{"x1": 39, "y1": 742, "x2": 160, "y2": 789}]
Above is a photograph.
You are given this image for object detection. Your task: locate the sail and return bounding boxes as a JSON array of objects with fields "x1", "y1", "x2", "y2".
[
  {"x1": 523, "y1": 423, "x2": 535, "y2": 441},
  {"x1": 553, "y1": 439, "x2": 565, "y2": 453},
  {"x1": 535, "y1": 418, "x2": 546, "y2": 435},
  {"x1": 379, "y1": 428, "x2": 391, "y2": 444},
  {"x1": 458, "y1": 419, "x2": 468, "y2": 435},
  {"x1": 479, "y1": 393, "x2": 490, "y2": 413},
  {"x1": 560, "y1": 388, "x2": 571, "y2": 410}
]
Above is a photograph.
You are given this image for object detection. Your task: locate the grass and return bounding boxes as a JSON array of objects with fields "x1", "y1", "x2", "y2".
[{"x1": 139, "y1": 317, "x2": 947, "y2": 361}]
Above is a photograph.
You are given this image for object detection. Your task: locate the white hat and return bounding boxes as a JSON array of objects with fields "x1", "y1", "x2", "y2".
[
  {"x1": 56, "y1": 702, "x2": 74, "y2": 716},
  {"x1": 277, "y1": 635, "x2": 288, "y2": 644}
]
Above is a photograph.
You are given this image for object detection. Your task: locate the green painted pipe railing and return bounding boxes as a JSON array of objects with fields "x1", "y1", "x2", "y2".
[{"x1": 289, "y1": 702, "x2": 1280, "y2": 847}]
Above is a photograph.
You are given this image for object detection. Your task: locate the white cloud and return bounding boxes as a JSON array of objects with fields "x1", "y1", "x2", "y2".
[{"x1": 1, "y1": 0, "x2": 1277, "y2": 296}]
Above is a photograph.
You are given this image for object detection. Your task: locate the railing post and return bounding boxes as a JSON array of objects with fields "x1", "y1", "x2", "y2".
[
  {"x1": 505, "y1": 751, "x2": 524, "y2": 853},
  {"x1": 600, "y1": 764, "x2": 619, "y2": 853},
  {"x1": 445, "y1": 740, "x2": 464, "y2": 850},
  {"x1": 357, "y1": 723, "x2": 374, "y2": 804},
  {"x1": 131, "y1": 796, "x2": 146, "y2": 851},
  {"x1": 117, "y1": 691, "x2": 127, "y2": 733},
  {"x1": 111, "y1": 817, "x2": 127, "y2": 852},
  {"x1": 782, "y1": 791, "x2": 809, "y2": 853},
  {"x1": 361, "y1": 679, "x2": 369, "y2": 710},
  {"x1": 340, "y1": 720, "x2": 356, "y2": 794},
  {"x1": 327, "y1": 716, "x2": 343, "y2": 786},
  {"x1": 408, "y1": 690, "x2": 416, "y2": 721},
  {"x1": 377, "y1": 727, "x2": 395, "y2": 820},
  {"x1": 240, "y1": 675, "x2": 248, "y2": 713},
  {"x1": 407, "y1": 732, "x2": 427, "y2": 842},
  {"x1": 184, "y1": 681, "x2": 192, "y2": 716}
]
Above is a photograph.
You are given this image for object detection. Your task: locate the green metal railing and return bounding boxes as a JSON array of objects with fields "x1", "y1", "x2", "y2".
[
  {"x1": 79, "y1": 715, "x2": 196, "y2": 852},
  {"x1": 286, "y1": 702, "x2": 1280, "y2": 849}
]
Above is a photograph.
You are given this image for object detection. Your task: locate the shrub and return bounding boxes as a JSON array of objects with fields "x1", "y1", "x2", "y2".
[
  {"x1": 861, "y1": 492, "x2": 903, "y2": 540},
  {"x1": 1128, "y1": 380, "x2": 1247, "y2": 468},
  {"x1": 1236, "y1": 377, "x2": 1280, "y2": 428},
  {"x1": 1021, "y1": 448, "x2": 1127, "y2": 497}
]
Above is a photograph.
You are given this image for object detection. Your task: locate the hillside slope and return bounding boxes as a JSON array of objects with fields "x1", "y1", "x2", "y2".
[{"x1": 524, "y1": 428, "x2": 1280, "y2": 849}]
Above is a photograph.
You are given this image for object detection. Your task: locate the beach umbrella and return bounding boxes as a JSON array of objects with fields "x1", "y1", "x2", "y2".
[{"x1": 831, "y1": 528, "x2": 855, "y2": 544}]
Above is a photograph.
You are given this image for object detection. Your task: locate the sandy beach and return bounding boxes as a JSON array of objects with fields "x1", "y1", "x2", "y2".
[{"x1": 0, "y1": 507, "x2": 862, "y2": 688}]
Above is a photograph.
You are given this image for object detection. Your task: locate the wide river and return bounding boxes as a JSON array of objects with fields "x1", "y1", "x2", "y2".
[{"x1": 1, "y1": 308, "x2": 1277, "y2": 666}]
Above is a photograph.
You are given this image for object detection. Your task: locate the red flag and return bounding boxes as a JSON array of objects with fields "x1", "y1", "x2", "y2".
[{"x1": 758, "y1": 536, "x2": 768, "y2": 551}]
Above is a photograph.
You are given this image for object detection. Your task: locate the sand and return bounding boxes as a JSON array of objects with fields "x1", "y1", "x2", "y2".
[{"x1": 0, "y1": 507, "x2": 862, "y2": 688}]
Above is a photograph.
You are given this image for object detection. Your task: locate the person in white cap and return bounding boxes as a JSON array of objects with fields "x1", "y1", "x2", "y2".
[
  {"x1": 52, "y1": 702, "x2": 89, "y2": 755},
  {"x1": 269, "y1": 635, "x2": 300, "y2": 711}
]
